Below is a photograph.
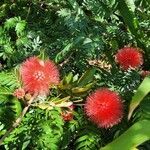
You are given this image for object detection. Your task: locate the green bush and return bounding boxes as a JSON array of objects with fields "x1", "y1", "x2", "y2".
[{"x1": 0, "y1": 0, "x2": 150, "y2": 149}]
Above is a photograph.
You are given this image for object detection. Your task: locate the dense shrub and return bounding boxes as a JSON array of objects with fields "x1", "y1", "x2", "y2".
[{"x1": 0, "y1": 0, "x2": 150, "y2": 149}]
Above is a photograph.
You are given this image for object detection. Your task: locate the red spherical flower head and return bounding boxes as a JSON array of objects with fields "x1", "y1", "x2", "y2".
[
  {"x1": 20, "y1": 57, "x2": 59, "y2": 95},
  {"x1": 115, "y1": 47, "x2": 143, "y2": 70},
  {"x1": 13, "y1": 88, "x2": 25, "y2": 99},
  {"x1": 85, "y1": 88, "x2": 123, "y2": 128}
]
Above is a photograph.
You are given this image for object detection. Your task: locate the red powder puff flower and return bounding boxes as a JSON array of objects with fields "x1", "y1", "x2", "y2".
[
  {"x1": 85, "y1": 88, "x2": 123, "y2": 128},
  {"x1": 13, "y1": 88, "x2": 25, "y2": 99},
  {"x1": 20, "y1": 57, "x2": 59, "y2": 95},
  {"x1": 115, "y1": 47, "x2": 143, "y2": 70}
]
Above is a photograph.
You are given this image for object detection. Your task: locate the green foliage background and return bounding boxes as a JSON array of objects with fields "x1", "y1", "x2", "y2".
[{"x1": 0, "y1": 0, "x2": 150, "y2": 149}]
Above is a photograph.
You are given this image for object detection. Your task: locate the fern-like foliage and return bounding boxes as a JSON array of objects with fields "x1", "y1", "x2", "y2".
[
  {"x1": 37, "y1": 108, "x2": 64, "y2": 149},
  {"x1": 60, "y1": 108, "x2": 86, "y2": 149},
  {"x1": 0, "y1": 17, "x2": 37, "y2": 67},
  {"x1": 0, "y1": 122, "x2": 6, "y2": 137},
  {"x1": 0, "y1": 72, "x2": 21, "y2": 91},
  {"x1": 0, "y1": 71, "x2": 22, "y2": 128},
  {"x1": 75, "y1": 124, "x2": 101, "y2": 150},
  {"x1": 2, "y1": 107, "x2": 64, "y2": 150},
  {"x1": 99, "y1": 69, "x2": 141, "y2": 99}
]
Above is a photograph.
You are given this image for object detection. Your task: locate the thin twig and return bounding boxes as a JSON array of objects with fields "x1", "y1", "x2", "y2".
[
  {"x1": 59, "y1": 53, "x2": 73, "y2": 67},
  {"x1": 0, "y1": 94, "x2": 37, "y2": 145},
  {"x1": 73, "y1": 99, "x2": 83, "y2": 103},
  {"x1": 26, "y1": 5, "x2": 31, "y2": 20}
]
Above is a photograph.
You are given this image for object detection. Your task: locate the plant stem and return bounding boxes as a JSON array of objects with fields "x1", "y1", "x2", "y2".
[{"x1": 0, "y1": 94, "x2": 37, "y2": 145}]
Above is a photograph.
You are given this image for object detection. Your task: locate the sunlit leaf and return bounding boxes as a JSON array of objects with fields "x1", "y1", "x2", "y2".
[
  {"x1": 128, "y1": 77, "x2": 150, "y2": 119},
  {"x1": 101, "y1": 120, "x2": 150, "y2": 150},
  {"x1": 78, "y1": 68, "x2": 96, "y2": 87}
]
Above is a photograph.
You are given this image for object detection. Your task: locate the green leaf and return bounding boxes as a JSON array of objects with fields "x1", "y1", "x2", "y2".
[
  {"x1": 15, "y1": 21, "x2": 26, "y2": 36},
  {"x1": 4, "y1": 17, "x2": 19, "y2": 30},
  {"x1": 116, "y1": 0, "x2": 140, "y2": 40},
  {"x1": 64, "y1": 72, "x2": 74, "y2": 84},
  {"x1": 21, "y1": 140, "x2": 30, "y2": 150},
  {"x1": 78, "y1": 68, "x2": 96, "y2": 87},
  {"x1": 101, "y1": 120, "x2": 150, "y2": 150},
  {"x1": 0, "y1": 95, "x2": 8, "y2": 104},
  {"x1": 0, "y1": 122, "x2": 6, "y2": 136},
  {"x1": 72, "y1": 83, "x2": 94, "y2": 94},
  {"x1": 37, "y1": 108, "x2": 64, "y2": 149},
  {"x1": 128, "y1": 77, "x2": 150, "y2": 119},
  {"x1": 68, "y1": 0, "x2": 84, "y2": 13},
  {"x1": 0, "y1": 86, "x2": 12, "y2": 95},
  {"x1": 11, "y1": 97, "x2": 22, "y2": 118},
  {"x1": 55, "y1": 36, "x2": 85, "y2": 64},
  {"x1": 139, "y1": 97, "x2": 150, "y2": 120},
  {"x1": 125, "y1": 0, "x2": 136, "y2": 12},
  {"x1": 75, "y1": 126, "x2": 101, "y2": 150},
  {"x1": 55, "y1": 43, "x2": 73, "y2": 63},
  {"x1": 76, "y1": 135, "x2": 89, "y2": 143},
  {"x1": 0, "y1": 72, "x2": 21, "y2": 90}
]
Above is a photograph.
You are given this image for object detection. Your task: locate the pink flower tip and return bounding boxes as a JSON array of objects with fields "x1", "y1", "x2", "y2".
[
  {"x1": 13, "y1": 88, "x2": 25, "y2": 99},
  {"x1": 140, "y1": 70, "x2": 150, "y2": 78}
]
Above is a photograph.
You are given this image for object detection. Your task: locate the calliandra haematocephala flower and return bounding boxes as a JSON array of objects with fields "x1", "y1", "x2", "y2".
[
  {"x1": 85, "y1": 88, "x2": 123, "y2": 128},
  {"x1": 115, "y1": 47, "x2": 143, "y2": 70},
  {"x1": 20, "y1": 57, "x2": 59, "y2": 96}
]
